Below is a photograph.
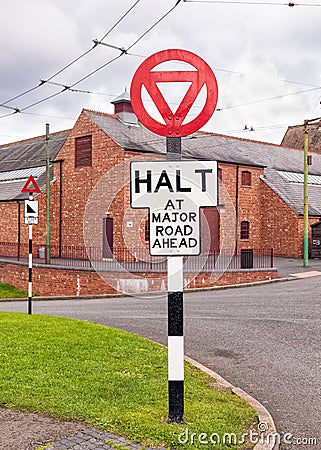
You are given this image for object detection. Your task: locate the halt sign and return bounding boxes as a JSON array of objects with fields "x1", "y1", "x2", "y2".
[
  {"x1": 131, "y1": 160, "x2": 217, "y2": 256},
  {"x1": 130, "y1": 49, "x2": 218, "y2": 137}
]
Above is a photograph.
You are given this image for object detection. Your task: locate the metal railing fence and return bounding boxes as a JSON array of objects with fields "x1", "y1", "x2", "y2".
[{"x1": 0, "y1": 241, "x2": 274, "y2": 272}]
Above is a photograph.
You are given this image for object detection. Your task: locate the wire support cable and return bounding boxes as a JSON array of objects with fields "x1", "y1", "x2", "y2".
[
  {"x1": 8, "y1": 1, "x2": 183, "y2": 115},
  {"x1": 0, "y1": 0, "x2": 143, "y2": 110},
  {"x1": 183, "y1": 0, "x2": 321, "y2": 6}
]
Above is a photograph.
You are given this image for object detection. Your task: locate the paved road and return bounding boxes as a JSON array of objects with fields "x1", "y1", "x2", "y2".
[{"x1": 1, "y1": 275, "x2": 320, "y2": 449}]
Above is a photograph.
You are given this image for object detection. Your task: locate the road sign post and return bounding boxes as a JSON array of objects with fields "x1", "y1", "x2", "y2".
[
  {"x1": 27, "y1": 194, "x2": 33, "y2": 315},
  {"x1": 166, "y1": 136, "x2": 184, "y2": 422},
  {"x1": 131, "y1": 158, "x2": 217, "y2": 422},
  {"x1": 22, "y1": 176, "x2": 40, "y2": 315},
  {"x1": 130, "y1": 48, "x2": 218, "y2": 423}
]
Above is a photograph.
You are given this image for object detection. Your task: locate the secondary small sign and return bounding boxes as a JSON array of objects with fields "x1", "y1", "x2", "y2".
[
  {"x1": 130, "y1": 161, "x2": 217, "y2": 256},
  {"x1": 24, "y1": 200, "x2": 39, "y2": 225}
]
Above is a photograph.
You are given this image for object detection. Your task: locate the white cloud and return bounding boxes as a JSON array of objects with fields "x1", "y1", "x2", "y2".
[{"x1": 1, "y1": 0, "x2": 321, "y2": 145}]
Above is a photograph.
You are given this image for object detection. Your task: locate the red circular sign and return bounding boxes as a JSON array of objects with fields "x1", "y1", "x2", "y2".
[{"x1": 130, "y1": 49, "x2": 218, "y2": 137}]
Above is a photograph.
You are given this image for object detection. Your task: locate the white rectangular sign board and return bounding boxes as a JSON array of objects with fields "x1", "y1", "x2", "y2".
[
  {"x1": 130, "y1": 161, "x2": 218, "y2": 256},
  {"x1": 24, "y1": 200, "x2": 39, "y2": 225}
]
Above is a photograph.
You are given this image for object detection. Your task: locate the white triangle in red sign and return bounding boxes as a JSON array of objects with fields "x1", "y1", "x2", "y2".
[{"x1": 21, "y1": 175, "x2": 41, "y2": 193}]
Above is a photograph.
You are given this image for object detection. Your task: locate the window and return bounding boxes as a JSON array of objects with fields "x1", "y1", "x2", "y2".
[
  {"x1": 240, "y1": 221, "x2": 250, "y2": 240},
  {"x1": 241, "y1": 170, "x2": 251, "y2": 186},
  {"x1": 75, "y1": 135, "x2": 92, "y2": 167}
]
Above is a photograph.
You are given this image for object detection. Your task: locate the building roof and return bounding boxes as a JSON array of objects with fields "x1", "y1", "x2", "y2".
[
  {"x1": 281, "y1": 121, "x2": 321, "y2": 153},
  {"x1": 85, "y1": 110, "x2": 321, "y2": 174},
  {"x1": 262, "y1": 168, "x2": 321, "y2": 216},
  {"x1": 111, "y1": 88, "x2": 131, "y2": 104},
  {"x1": 0, "y1": 130, "x2": 70, "y2": 201},
  {"x1": 2, "y1": 108, "x2": 321, "y2": 217},
  {"x1": 85, "y1": 110, "x2": 321, "y2": 216}
]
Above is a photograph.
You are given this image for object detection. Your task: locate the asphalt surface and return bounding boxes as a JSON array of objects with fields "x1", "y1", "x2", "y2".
[{"x1": 0, "y1": 258, "x2": 320, "y2": 449}]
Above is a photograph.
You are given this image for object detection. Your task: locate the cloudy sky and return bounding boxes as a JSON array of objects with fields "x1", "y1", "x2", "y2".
[{"x1": 0, "y1": 0, "x2": 321, "y2": 145}]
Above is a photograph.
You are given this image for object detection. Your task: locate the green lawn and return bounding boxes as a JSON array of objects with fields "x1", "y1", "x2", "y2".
[
  {"x1": 0, "y1": 313, "x2": 256, "y2": 449},
  {"x1": 0, "y1": 281, "x2": 27, "y2": 298}
]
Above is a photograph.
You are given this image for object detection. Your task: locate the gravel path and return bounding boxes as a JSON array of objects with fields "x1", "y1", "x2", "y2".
[
  {"x1": 0, "y1": 405, "x2": 85, "y2": 450},
  {"x1": 0, "y1": 406, "x2": 164, "y2": 450}
]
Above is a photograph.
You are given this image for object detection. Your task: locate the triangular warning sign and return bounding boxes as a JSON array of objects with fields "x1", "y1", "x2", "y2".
[{"x1": 21, "y1": 175, "x2": 41, "y2": 193}]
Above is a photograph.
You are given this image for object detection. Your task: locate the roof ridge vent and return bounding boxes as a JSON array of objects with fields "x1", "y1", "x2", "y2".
[{"x1": 111, "y1": 88, "x2": 138, "y2": 125}]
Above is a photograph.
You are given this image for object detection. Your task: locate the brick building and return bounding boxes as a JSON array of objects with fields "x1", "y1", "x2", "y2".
[
  {"x1": 1, "y1": 92, "x2": 321, "y2": 266},
  {"x1": 282, "y1": 120, "x2": 321, "y2": 153}
]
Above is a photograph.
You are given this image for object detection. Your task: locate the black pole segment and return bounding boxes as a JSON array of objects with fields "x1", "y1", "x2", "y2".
[
  {"x1": 166, "y1": 137, "x2": 182, "y2": 161},
  {"x1": 168, "y1": 380, "x2": 184, "y2": 423},
  {"x1": 28, "y1": 266, "x2": 32, "y2": 315},
  {"x1": 168, "y1": 291, "x2": 183, "y2": 336}
]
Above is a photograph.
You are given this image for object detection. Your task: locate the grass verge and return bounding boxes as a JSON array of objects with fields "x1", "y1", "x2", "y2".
[
  {"x1": 0, "y1": 312, "x2": 257, "y2": 449},
  {"x1": 0, "y1": 281, "x2": 27, "y2": 298}
]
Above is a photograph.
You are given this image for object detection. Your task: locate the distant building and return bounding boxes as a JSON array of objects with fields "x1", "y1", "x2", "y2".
[
  {"x1": 281, "y1": 120, "x2": 321, "y2": 153},
  {"x1": 0, "y1": 92, "x2": 321, "y2": 265}
]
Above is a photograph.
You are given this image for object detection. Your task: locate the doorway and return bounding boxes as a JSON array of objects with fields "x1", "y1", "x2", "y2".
[
  {"x1": 201, "y1": 207, "x2": 220, "y2": 253},
  {"x1": 103, "y1": 217, "x2": 113, "y2": 258}
]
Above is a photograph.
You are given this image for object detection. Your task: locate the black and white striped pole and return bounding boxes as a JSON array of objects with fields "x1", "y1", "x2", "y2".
[
  {"x1": 28, "y1": 193, "x2": 33, "y2": 315},
  {"x1": 130, "y1": 156, "x2": 218, "y2": 425},
  {"x1": 22, "y1": 176, "x2": 40, "y2": 315},
  {"x1": 166, "y1": 136, "x2": 184, "y2": 423}
]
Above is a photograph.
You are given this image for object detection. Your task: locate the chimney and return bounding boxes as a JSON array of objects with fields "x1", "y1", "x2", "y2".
[{"x1": 111, "y1": 88, "x2": 138, "y2": 125}]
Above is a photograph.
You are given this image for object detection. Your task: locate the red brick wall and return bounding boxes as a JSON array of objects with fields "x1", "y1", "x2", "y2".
[
  {"x1": 57, "y1": 111, "x2": 126, "y2": 249},
  {"x1": 0, "y1": 261, "x2": 277, "y2": 297},
  {"x1": 217, "y1": 163, "x2": 237, "y2": 253},
  {"x1": 259, "y1": 179, "x2": 319, "y2": 257},
  {"x1": 0, "y1": 202, "x2": 19, "y2": 242},
  {"x1": 0, "y1": 166, "x2": 62, "y2": 249},
  {"x1": 259, "y1": 180, "x2": 299, "y2": 257},
  {"x1": 217, "y1": 163, "x2": 265, "y2": 253},
  {"x1": 237, "y1": 165, "x2": 264, "y2": 250}
]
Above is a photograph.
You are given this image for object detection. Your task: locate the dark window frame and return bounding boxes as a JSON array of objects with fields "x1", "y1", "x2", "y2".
[
  {"x1": 75, "y1": 135, "x2": 92, "y2": 168},
  {"x1": 240, "y1": 221, "x2": 250, "y2": 240},
  {"x1": 241, "y1": 170, "x2": 252, "y2": 187}
]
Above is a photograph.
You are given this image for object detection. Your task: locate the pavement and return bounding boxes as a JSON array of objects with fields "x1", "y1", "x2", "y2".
[
  {"x1": 46, "y1": 428, "x2": 162, "y2": 450},
  {"x1": 273, "y1": 255, "x2": 321, "y2": 278}
]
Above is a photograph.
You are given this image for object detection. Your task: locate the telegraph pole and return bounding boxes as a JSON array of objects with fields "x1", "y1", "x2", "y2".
[
  {"x1": 303, "y1": 120, "x2": 309, "y2": 267},
  {"x1": 46, "y1": 124, "x2": 51, "y2": 264},
  {"x1": 302, "y1": 117, "x2": 321, "y2": 267}
]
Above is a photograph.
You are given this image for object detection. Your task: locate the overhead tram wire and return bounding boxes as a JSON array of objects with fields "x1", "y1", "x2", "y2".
[
  {"x1": 38, "y1": 79, "x2": 321, "y2": 114},
  {"x1": 183, "y1": 0, "x2": 321, "y2": 6},
  {"x1": 20, "y1": 54, "x2": 123, "y2": 113},
  {"x1": 0, "y1": 104, "x2": 20, "y2": 112},
  {"x1": 38, "y1": 81, "x2": 117, "y2": 97},
  {"x1": 98, "y1": 0, "x2": 142, "y2": 43},
  {"x1": 0, "y1": 111, "x2": 18, "y2": 120},
  {"x1": 0, "y1": 0, "x2": 142, "y2": 110},
  {"x1": 44, "y1": 0, "x2": 142, "y2": 84},
  {"x1": 126, "y1": 0, "x2": 182, "y2": 52},
  {"x1": 9, "y1": 0, "x2": 183, "y2": 115},
  {"x1": 216, "y1": 87, "x2": 321, "y2": 111}
]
